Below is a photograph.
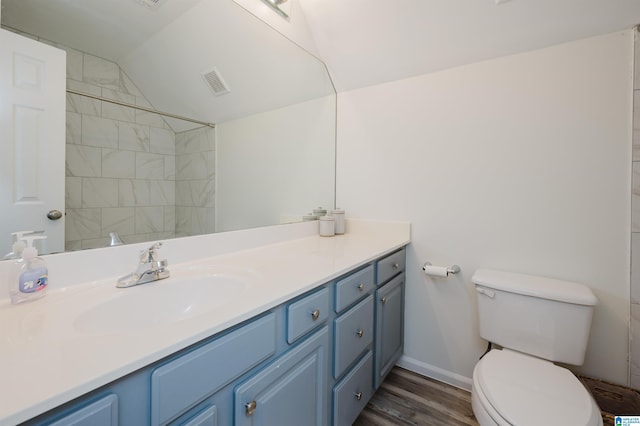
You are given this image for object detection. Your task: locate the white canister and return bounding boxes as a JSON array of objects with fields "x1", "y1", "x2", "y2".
[
  {"x1": 319, "y1": 215, "x2": 335, "y2": 237},
  {"x1": 332, "y1": 209, "x2": 345, "y2": 234}
]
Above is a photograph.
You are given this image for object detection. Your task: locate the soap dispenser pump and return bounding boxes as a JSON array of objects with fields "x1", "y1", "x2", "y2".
[
  {"x1": 9, "y1": 235, "x2": 48, "y2": 304},
  {"x1": 3, "y1": 230, "x2": 33, "y2": 260}
]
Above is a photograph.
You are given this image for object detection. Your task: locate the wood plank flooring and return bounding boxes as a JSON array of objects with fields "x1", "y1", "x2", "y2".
[{"x1": 353, "y1": 367, "x2": 479, "y2": 426}]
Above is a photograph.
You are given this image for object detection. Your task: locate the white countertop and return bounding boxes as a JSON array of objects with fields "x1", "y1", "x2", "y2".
[{"x1": 0, "y1": 220, "x2": 410, "y2": 425}]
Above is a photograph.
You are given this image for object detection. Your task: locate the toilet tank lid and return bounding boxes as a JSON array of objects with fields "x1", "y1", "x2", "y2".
[{"x1": 472, "y1": 269, "x2": 598, "y2": 306}]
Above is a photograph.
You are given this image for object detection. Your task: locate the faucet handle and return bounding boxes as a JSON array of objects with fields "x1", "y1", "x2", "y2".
[{"x1": 140, "y1": 242, "x2": 163, "y2": 263}]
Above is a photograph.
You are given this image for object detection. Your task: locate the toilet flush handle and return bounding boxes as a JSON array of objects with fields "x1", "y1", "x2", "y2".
[{"x1": 476, "y1": 287, "x2": 495, "y2": 299}]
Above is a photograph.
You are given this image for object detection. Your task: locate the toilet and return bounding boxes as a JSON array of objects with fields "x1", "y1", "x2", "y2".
[{"x1": 471, "y1": 269, "x2": 602, "y2": 426}]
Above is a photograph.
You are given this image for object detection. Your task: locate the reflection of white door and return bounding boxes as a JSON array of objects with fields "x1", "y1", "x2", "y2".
[{"x1": 0, "y1": 29, "x2": 66, "y2": 255}]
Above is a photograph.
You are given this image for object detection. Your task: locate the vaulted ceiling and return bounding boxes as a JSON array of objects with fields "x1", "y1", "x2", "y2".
[{"x1": 297, "y1": 0, "x2": 640, "y2": 91}]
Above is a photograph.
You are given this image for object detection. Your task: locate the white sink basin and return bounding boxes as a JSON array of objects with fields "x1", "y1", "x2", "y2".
[{"x1": 74, "y1": 272, "x2": 251, "y2": 333}]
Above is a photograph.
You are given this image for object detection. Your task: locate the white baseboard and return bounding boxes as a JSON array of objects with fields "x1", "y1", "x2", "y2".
[{"x1": 396, "y1": 355, "x2": 473, "y2": 392}]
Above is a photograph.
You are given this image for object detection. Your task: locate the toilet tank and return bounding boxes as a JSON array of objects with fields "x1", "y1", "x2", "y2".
[{"x1": 472, "y1": 269, "x2": 598, "y2": 365}]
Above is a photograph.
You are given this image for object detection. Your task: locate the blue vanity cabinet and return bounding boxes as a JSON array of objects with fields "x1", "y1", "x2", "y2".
[{"x1": 234, "y1": 327, "x2": 329, "y2": 426}]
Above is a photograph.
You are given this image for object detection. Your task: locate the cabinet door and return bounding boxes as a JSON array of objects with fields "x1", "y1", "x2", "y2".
[
  {"x1": 48, "y1": 394, "x2": 118, "y2": 426},
  {"x1": 234, "y1": 327, "x2": 329, "y2": 426},
  {"x1": 375, "y1": 273, "x2": 404, "y2": 389}
]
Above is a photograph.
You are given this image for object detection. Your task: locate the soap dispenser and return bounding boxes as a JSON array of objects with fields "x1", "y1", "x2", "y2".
[{"x1": 9, "y1": 235, "x2": 48, "y2": 304}]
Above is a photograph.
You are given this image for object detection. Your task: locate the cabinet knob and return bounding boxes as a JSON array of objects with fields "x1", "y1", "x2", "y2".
[
  {"x1": 381, "y1": 296, "x2": 387, "y2": 304},
  {"x1": 356, "y1": 329, "x2": 364, "y2": 338},
  {"x1": 245, "y1": 400, "x2": 257, "y2": 416},
  {"x1": 357, "y1": 283, "x2": 364, "y2": 292},
  {"x1": 311, "y1": 309, "x2": 320, "y2": 321},
  {"x1": 392, "y1": 262, "x2": 400, "y2": 269},
  {"x1": 354, "y1": 391, "x2": 363, "y2": 401}
]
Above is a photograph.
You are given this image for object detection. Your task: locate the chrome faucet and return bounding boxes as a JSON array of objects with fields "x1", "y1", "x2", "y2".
[{"x1": 116, "y1": 242, "x2": 170, "y2": 288}]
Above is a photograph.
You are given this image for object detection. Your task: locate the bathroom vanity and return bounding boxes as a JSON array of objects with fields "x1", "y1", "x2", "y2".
[{"x1": 0, "y1": 221, "x2": 409, "y2": 426}]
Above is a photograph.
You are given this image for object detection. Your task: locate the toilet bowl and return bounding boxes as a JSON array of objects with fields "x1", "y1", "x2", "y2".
[{"x1": 471, "y1": 350, "x2": 602, "y2": 426}]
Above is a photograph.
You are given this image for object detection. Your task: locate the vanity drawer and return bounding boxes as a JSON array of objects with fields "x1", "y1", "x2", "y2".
[
  {"x1": 376, "y1": 249, "x2": 406, "y2": 285},
  {"x1": 333, "y1": 295, "x2": 374, "y2": 379},
  {"x1": 333, "y1": 351, "x2": 373, "y2": 426},
  {"x1": 287, "y1": 287, "x2": 329, "y2": 344},
  {"x1": 150, "y1": 313, "x2": 276, "y2": 426},
  {"x1": 334, "y1": 265, "x2": 374, "y2": 314}
]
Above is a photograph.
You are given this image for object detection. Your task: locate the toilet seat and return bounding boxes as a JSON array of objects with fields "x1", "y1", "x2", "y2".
[{"x1": 473, "y1": 349, "x2": 602, "y2": 426}]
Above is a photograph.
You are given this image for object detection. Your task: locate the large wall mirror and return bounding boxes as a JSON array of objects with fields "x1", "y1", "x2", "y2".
[{"x1": 0, "y1": 0, "x2": 336, "y2": 256}]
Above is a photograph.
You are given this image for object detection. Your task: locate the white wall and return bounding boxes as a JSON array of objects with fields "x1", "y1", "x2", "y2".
[
  {"x1": 336, "y1": 31, "x2": 633, "y2": 386},
  {"x1": 216, "y1": 96, "x2": 335, "y2": 232}
]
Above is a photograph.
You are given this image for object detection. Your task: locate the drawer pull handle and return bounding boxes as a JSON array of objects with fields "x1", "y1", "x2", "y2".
[
  {"x1": 356, "y1": 329, "x2": 364, "y2": 338},
  {"x1": 245, "y1": 400, "x2": 257, "y2": 416},
  {"x1": 381, "y1": 296, "x2": 387, "y2": 304},
  {"x1": 311, "y1": 309, "x2": 320, "y2": 321},
  {"x1": 357, "y1": 283, "x2": 364, "y2": 292},
  {"x1": 393, "y1": 262, "x2": 400, "y2": 269},
  {"x1": 354, "y1": 391, "x2": 363, "y2": 401}
]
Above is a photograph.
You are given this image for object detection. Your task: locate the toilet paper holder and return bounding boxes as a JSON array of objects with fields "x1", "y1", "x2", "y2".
[{"x1": 422, "y1": 262, "x2": 461, "y2": 277}]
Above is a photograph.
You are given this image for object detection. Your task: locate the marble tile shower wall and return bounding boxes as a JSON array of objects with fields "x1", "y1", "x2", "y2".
[
  {"x1": 175, "y1": 126, "x2": 216, "y2": 237},
  {"x1": 60, "y1": 47, "x2": 177, "y2": 250},
  {"x1": 632, "y1": 28, "x2": 640, "y2": 389}
]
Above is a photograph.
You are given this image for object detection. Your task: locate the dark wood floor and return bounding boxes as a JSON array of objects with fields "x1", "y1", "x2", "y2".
[{"x1": 354, "y1": 367, "x2": 479, "y2": 426}]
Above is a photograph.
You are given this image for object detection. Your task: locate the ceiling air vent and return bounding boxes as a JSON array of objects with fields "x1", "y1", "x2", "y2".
[
  {"x1": 132, "y1": 0, "x2": 167, "y2": 10},
  {"x1": 202, "y1": 67, "x2": 231, "y2": 96}
]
